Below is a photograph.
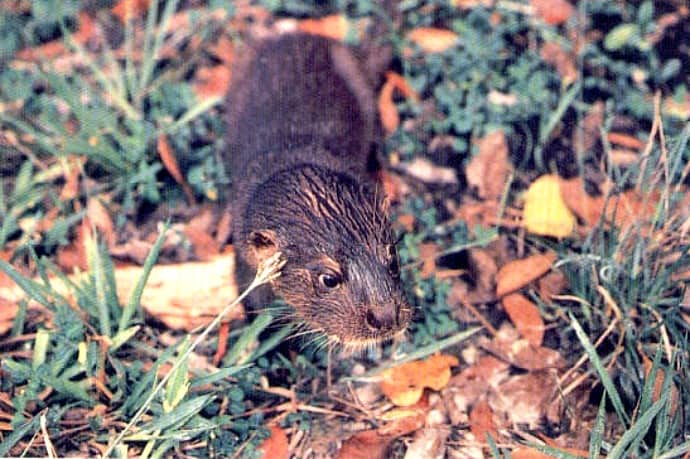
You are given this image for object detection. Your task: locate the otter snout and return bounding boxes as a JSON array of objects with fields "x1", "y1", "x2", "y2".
[{"x1": 364, "y1": 304, "x2": 400, "y2": 332}]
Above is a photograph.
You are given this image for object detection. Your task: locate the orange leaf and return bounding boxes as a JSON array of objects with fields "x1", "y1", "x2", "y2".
[
  {"x1": 298, "y1": 15, "x2": 350, "y2": 41},
  {"x1": 540, "y1": 41, "x2": 578, "y2": 85},
  {"x1": 257, "y1": 426, "x2": 289, "y2": 459},
  {"x1": 530, "y1": 0, "x2": 575, "y2": 25},
  {"x1": 496, "y1": 252, "x2": 557, "y2": 297},
  {"x1": 418, "y1": 242, "x2": 440, "y2": 280},
  {"x1": 380, "y1": 354, "x2": 459, "y2": 406},
  {"x1": 469, "y1": 399, "x2": 497, "y2": 442},
  {"x1": 157, "y1": 134, "x2": 195, "y2": 205},
  {"x1": 407, "y1": 27, "x2": 459, "y2": 53},
  {"x1": 606, "y1": 132, "x2": 645, "y2": 150},
  {"x1": 502, "y1": 293, "x2": 545, "y2": 347},
  {"x1": 378, "y1": 78, "x2": 399, "y2": 134},
  {"x1": 378, "y1": 72, "x2": 418, "y2": 135},
  {"x1": 337, "y1": 430, "x2": 392, "y2": 459},
  {"x1": 112, "y1": 0, "x2": 151, "y2": 23}
]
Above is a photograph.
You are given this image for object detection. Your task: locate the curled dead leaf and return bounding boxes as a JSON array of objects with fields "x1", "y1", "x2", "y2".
[
  {"x1": 380, "y1": 354, "x2": 459, "y2": 407},
  {"x1": 258, "y1": 425, "x2": 289, "y2": 459},
  {"x1": 466, "y1": 130, "x2": 510, "y2": 201},
  {"x1": 502, "y1": 293, "x2": 545, "y2": 347},
  {"x1": 530, "y1": 0, "x2": 575, "y2": 25},
  {"x1": 496, "y1": 251, "x2": 557, "y2": 297}
]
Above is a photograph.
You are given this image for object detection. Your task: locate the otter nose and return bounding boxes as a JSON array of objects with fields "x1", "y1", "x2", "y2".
[{"x1": 365, "y1": 306, "x2": 398, "y2": 331}]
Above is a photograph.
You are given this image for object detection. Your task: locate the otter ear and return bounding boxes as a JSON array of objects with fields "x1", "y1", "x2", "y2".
[{"x1": 247, "y1": 229, "x2": 278, "y2": 264}]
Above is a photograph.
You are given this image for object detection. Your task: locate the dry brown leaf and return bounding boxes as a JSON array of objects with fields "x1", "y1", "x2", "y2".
[
  {"x1": 538, "y1": 270, "x2": 568, "y2": 303},
  {"x1": 157, "y1": 133, "x2": 195, "y2": 205},
  {"x1": 378, "y1": 72, "x2": 418, "y2": 135},
  {"x1": 337, "y1": 430, "x2": 392, "y2": 459},
  {"x1": 193, "y1": 65, "x2": 232, "y2": 100},
  {"x1": 469, "y1": 399, "x2": 497, "y2": 442},
  {"x1": 16, "y1": 12, "x2": 96, "y2": 61},
  {"x1": 559, "y1": 177, "x2": 659, "y2": 229},
  {"x1": 380, "y1": 354, "x2": 459, "y2": 407},
  {"x1": 378, "y1": 78, "x2": 399, "y2": 134},
  {"x1": 298, "y1": 15, "x2": 350, "y2": 41},
  {"x1": 530, "y1": 0, "x2": 575, "y2": 25},
  {"x1": 492, "y1": 372, "x2": 556, "y2": 429},
  {"x1": 540, "y1": 41, "x2": 578, "y2": 85},
  {"x1": 466, "y1": 130, "x2": 510, "y2": 201},
  {"x1": 496, "y1": 252, "x2": 557, "y2": 297},
  {"x1": 257, "y1": 426, "x2": 289, "y2": 459},
  {"x1": 0, "y1": 253, "x2": 239, "y2": 331},
  {"x1": 502, "y1": 293, "x2": 544, "y2": 347},
  {"x1": 490, "y1": 338, "x2": 566, "y2": 371},
  {"x1": 112, "y1": 0, "x2": 151, "y2": 23},
  {"x1": 406, "y1": 27, "x2": 459, "y2": 53},
  {"x1": 641, "y1": 352, "x2": 679, "y2": 417},
  {"x1": 607, "y1": 132, "x2": 645, "y2": 150},
  {"x1": 397, "y1": 157, "x2": 458, "y2": 185},
  {"x1": 418, "y1": 242, "x2": 440, "y2": 280}
]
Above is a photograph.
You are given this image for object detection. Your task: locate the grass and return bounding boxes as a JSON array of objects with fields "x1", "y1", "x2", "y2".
[{"x1": 1, "y1": 0, "x2": 689, "y2": 457}]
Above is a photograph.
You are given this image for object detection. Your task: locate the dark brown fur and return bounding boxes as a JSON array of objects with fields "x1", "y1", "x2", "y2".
[{"x1": 225, "y1": 33, "x2": 410, "y2": 348}]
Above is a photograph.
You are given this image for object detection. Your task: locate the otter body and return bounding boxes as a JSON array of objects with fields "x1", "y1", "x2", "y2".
[{"x1": 225, "y1": 33, "x2": 410, "y2": 348}]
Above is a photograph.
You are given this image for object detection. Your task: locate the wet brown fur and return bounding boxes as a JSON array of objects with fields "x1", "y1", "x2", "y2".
[{"x1": 225, "y1": 32, "x2": 410, "y2": 347}]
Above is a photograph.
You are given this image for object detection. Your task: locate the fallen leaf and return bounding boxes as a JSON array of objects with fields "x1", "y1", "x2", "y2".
[
  {"x1": 486, "y1": 334, "x2": 566, "y2": 371},
  {"x1": 540, "y1": 41, "x2": 578, "y2": 85},
  {"x1": 380, "y1": 354, "x2": 459, "y2": 407},
  {"x1": 16, "y1": 12, "x2": 96, "y2": 61},
  {"x1": 607, "y1": 132, "x2": 645, "y2": 150},
  {"x1": 378, "y1": 72, "x2": 418, "y2": 135},
  {"x1": 538, "y1": 270, "x2": 568, "y2": 304},
  {"x1": 298, "y1": 15, "x2": 350, "y2": 41},
  {"x1": 157, "y1": 134, "x2": 195, "y2": 205},
  {"x1": 418, "y1": 242, "x2": 440, "y2": 280},
  {"x1": 466, "y1": 130, "x2": 510, "y2": 201},
  {"x1": 193, "y1": 65, "x2": 232, "y2": 99},
  {"x1": 523, "y1": 174, "x2": 576, "y2": 238},
  {"x1": 257, "y1": 426, "x2": 289, "y2": 459},
  {"x1": 337, "y1": 430, "x2": 392, "y2": 459},
  {"x1": 469, "y1": 399, "x2": 498, "y2": 442},
  {"x1": 404, "y1": 427, "x2": 449, "y2": 459},
  {"x1": 641, "y1": 352, "x2": 679, "y2": 417},
  {"x1": 502, "y1": 293, "x2": 544, "y2": 347},
  {"x1": 112, "y1": 0, "x2": 150, "y2": 23},
  {"x1": 397, "y1": 157, "x2": 458, "y2": 185},
  {"x1": 492, "y1": 372, "x2": 556, "y2": 429},
  {"x1": 496, "y1": 252, "x2": 557, "y2": 297},
  {"x1": 406, "y1": 27, "x2": 459, "y2": 53},
  {"x1": 451, "y1": 0, "x2": 495, "y2": 9},
  {"x1": 531, "y1": 0, "x2": 575, "y2": 25}
]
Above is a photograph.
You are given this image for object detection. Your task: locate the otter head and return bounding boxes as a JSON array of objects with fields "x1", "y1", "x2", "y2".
[{"x1": 244, "y1": 165, "x2": 412, "y2": 350}]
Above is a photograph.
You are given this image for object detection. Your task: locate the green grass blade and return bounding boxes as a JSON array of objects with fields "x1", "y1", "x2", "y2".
[
  {"x1": 570, "y1": 313, "x2": 629, "y2": 424},
  {"x1": 223, "y1": 312, "x2": 275, "y2": 367},
  {"x1": 136, "y1": 395, "x2": 212, "y2": 434},
  {"x1": 589, "y1": 394, "x2": 606, "y2": 458},
  {"x1": 0, "y1": 417, "x2": 40, "y2": 456},
  {"x1": 118, "y1": 224, "x2": 168, "y2": 334},
  {"x1": 607, "y1": 397, "x2": 667, "y2": 459}
]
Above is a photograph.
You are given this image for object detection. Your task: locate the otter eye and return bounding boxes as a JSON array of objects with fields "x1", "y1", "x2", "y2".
[{"x1": 318, "y1": 273, "x2": 341, "y2": 289}]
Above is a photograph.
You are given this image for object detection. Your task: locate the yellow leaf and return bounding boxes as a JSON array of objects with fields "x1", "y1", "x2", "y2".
[{"x1": 523, "y1": 174, "x2": 576, "y2": 238}]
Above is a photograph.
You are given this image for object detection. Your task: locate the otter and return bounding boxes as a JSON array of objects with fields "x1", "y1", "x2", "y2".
[{"x1": 225, "y1": 32, "x2": 411, "y2": 350}]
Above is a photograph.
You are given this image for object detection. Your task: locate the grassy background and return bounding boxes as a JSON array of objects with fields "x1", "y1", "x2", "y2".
[{"x1": 1, "y1": 0, "x2": 689, "y2": 457}]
